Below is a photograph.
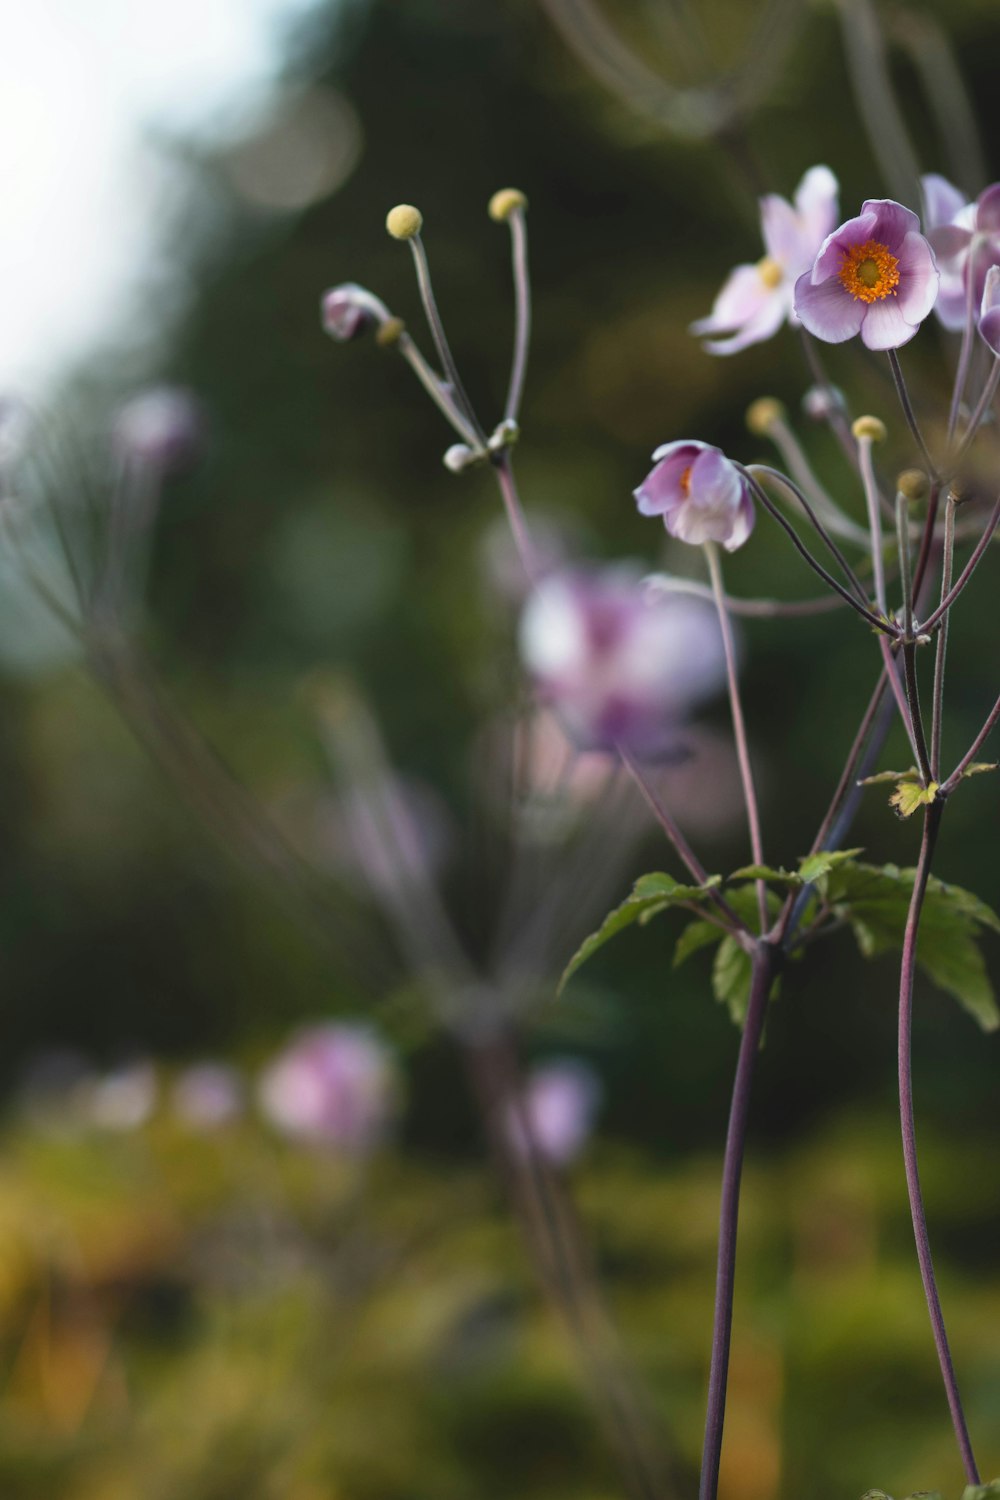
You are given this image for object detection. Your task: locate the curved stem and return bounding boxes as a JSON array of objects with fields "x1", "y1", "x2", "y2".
[
  {"x1": 919, "y1": 493, "x2": 1000, "y2": 633},
  {"x1": 898, "y1": 802, "x2": 980, "y2": 1484},
  {"x1": 407, "y1": 233, "x2": 487, "y2": 445},
  {"x1": 492, "y1": 453, "x2": 539, "y2": 582},
  {"x1": 949, "y1": 263, "x2": 979, "y2": 444},
  {"x1": 930, "y1": 497, "x2": 956, "y2": 779},
  {"x1": 699, "y1": 942, "x2": 778, "y2": 1500},
  {"x1": 505, "y1": 207, "x2": 532, "y2": 424},
  {"x1": 749, "y1": 465, "x2": 870, "y2": 602},
  {"x1": 941, "y1": 690, "x2": 1000, "y2": 794},
  {"x1": 887, "y1": 349, "x2": 939, "y2": 482},
  {"x1": 704, "y1": 542, "x2": 767, "y2": 932},
  {"x1": 855, "y1": 433, "x2": 888, "y2": 616}
]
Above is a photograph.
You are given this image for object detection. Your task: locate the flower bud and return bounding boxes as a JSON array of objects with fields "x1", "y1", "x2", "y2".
[
  {"x1": 802, "y1": 383, "x2": 846, "y2": 421},
  {"x1": 321, "y1": 282, "x2": 379, "y2": 342},
  {"x1": 896, "y1": 468, "x2": 928, "y2": 503},
  {"x1": 443, "y1": 443, "x2": 476, "y2": 473},
  {"x1": 112, "y1": 388, "x2": 204, "y2": 474},
  {"x1": 488, "y1": 187, "x2": 528, "y2": 222},
  {"x1": 745, "y1": 397, "x2": 785, "y2": 437},
  {"x1": 851, "y1": 414, "x2": 887, "y2": 443},
  {"x1": 385, "y1": 203, "x2": 423, "y2": 240},
  {"x1": 375, "y1": 316, "x2": 406, "y2": 347}
]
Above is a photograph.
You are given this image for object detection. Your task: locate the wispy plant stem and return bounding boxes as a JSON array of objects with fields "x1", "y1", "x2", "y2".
[
  {"x1": 699, "y1": 942, "x2": 778, "y2": 1500},
  {"x1": 898, "y1": 802, "x2": 981, "y2": 1484},
  {"x1": 930, "y1": 496, "x2": 956, "y2": 778},
  {"x1": 887, "y1": 349, "x2": 939, "y2": 481},
  {"x1": 919, "y1": 492, "x2": 1000, "y2": 633},
  {"x1": 505, "y1": 207, "x2": 532, "y2": 424},
  {"x1": 408, "y1": 233, "x2": 487, "y2": 445}
]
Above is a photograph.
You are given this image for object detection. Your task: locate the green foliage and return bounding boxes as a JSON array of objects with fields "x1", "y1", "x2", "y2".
[{"x1": 557, "y1": 872, "x2": 722, "y2": 995}]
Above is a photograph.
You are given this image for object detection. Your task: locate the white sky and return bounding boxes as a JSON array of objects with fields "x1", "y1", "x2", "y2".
[{"x1": 0, "y1": 0, "x2": 324, "y2": 392}]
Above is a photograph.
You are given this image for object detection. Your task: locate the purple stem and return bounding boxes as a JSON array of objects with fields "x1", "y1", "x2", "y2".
[
  {"x1": 698, "y1": 942, "x2": 778, "y2": 1500},
  {"x1": 941, "y1": 690, "x2": 1000, "y2": 795},
  {"x1": 919, "y1": 492, "x2": 1000, "y2": 634},
  {"x1": 898, "y1": 801, "x2": 980, "y2": 1484}
]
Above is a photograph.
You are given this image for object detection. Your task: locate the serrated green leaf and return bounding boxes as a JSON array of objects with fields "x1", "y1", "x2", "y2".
[
  {"x1": 558, "y1": 871, "x2": 722, "y2": 994},
  {"x1": 890, "y1": 779, "x2": 938, "y2": 818},
  {"x1": 959, "y1": 761, "x2": 998, "y2": 779},
  {"x1": 673, "y1": 920, "x2": 726, "y2": 968},
  {"x1": 713, "y1": 936, "x2": 753, "y2": 1024},
  {"x1": 823, "y1": 861, "x2": 1000, "y2": 1029},
  {"x1": 797, "y1": 847, "x2": 864, "y2": 883},
  {"x1": 859, "y1": 769, "x2": 914, "y2": 786},
  {"x1": 729, "y1": 862, "x2": 802, "y2": 886}
]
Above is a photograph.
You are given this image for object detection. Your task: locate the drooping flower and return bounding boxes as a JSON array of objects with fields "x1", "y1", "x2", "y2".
[
  {"x1": 320, "y1": 282, "x2": 391, "y2": 342},
  {"x1": 634, "y1": 441, "x2": 754, "y2": 551},
  {"x1": 691, "y1": 166, "x2": 839, "y2": 354},
  {"x1": 519, "y1": 565, "x2": 727, "y2": 754},
  {"x1": 505, "y1": 1060, "x2": 602, "y2": 1167},
  {"x1": 258, "y1": 1023, "x2": 395, "y2": 1153},
  {"x1": 921, "y1": 174, "x2": 1000, "y2": 331},
  {"x1": 978, "y1": 264, "x2": 1000, "y2": 355},
  {"x1": 794, "y1": 199, "x2": 939, "y2": 351}
]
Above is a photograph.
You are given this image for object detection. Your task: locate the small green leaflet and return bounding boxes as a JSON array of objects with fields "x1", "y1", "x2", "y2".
[
  {"x1": 729, "y1": 848, "x2": 863, "y2": 887},
  {"x1": 822, "y1": 861, "x2": 1000, "y2": 1030},
  {"x1": 557, "y1": 872, "x2": 721, "y2": 995},
  {"x1": 858, "y1": 766, "x2": 940, "y2": 818}
]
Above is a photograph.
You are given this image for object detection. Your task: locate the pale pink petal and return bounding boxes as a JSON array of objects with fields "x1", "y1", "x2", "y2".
[
  {"x1": 794, "y1": 273, "x2": 867, "y2": 342},
  {"x1": 812, "y1": 211, "x2": 879, "y2": 282},
  {"x1": 793, "y1": 166, "x2": 839, "y2": 251},
  {"x1": 936, "y1": 278, "x2": 970, "y2": 331},
  {"x1": 928, "y1": 224, "x2": 974, "y2": 267},
  {"x1": 921, "y1": 173, "x2": 967, "y2": 232},
  {"x1": 690, "y1": 264, "x2": 771, "y2": 335},
  {"x1": 896, "y1": 231, "x2": 940, "y2": 323},
  {"x1": 760, "y1": 194, "x2": 801, "y2": 265},
  {"x1": 976, "y1": 184, "x2": 1000, "y2": 233},
  {"x1": 860, "y1": 298, "x2": 916, "y2": 350},
  {"x1": 862, "y1": 198, "x2": 921, "y2": 250},
  {"x1": 701, "y1": 287, "x2": 787, "y2": 354}
]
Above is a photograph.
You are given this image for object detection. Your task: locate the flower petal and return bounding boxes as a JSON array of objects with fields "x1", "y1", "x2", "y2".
[
  {"x1": 921, "y1": 173, "x2": 967, "y2": 232},
  {"x1": 861, "y1": 198, "x2": 921, "y2": 250},
  {"x1": 701, "y1": 287, "x2": 788, "y2": 354},
  {"x1": 760, "y1": 193, "x2": 802, "y2": 266},
  {"x1": 794, "y1": 272, "x2": 867, "y2": 342},
  {"x1": 860, "y1": 298, "x2": 917, "y2": 350},
  {"x1": 896, "y1": 231, "x2": 940, "y2": 324},
  {"x1": 812, "y1": 211, "x2": 879, "y2": 282},
  {"x1": 793, "y1": 165, "x2": 840, "y2": 251},
  {"x1": 690, "y1": 264, "x2": 772, "y2": 336},
  {"x1": 928, "y1": 223, "x2": 974, "y2": 267},
  {"x1": 977, "y1": 184, "x2": 1000, "y2": 233}
]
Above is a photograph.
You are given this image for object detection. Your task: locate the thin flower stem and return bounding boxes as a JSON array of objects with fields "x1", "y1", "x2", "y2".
[
  {"x1": 949, "y1": 265, "x2": 979, "y2": 444},
  {"x1": 901, "y1": 641, "x2": 933, "y2": 785},
  {"x1": 941, "y1": 691, "x2": 1000, "y2": 794},
  {"x1": 766, "y1": 417, "x2": 870, "y2": 545},
  {"x1": 879, "y1": 634, "x2": 923, "y2": 770},
  {"x1": 704, "y1": 542, "x2": 767, "y2": 933},
  {"x1": 742, "y1": 472, "x2": 897, "y2": 635},
  {"x1": 407, "y1": 234, "x2": 487, "y2": 445},
  {"x1": 798, "y1": 327, "x2": 858, "y2": 466},
  {"x1": 645, "y1": 574, "x2": 848, "y2": 618},
  {"x1": 492, "y1": 453, "x2": 539, "y2": 583},
  {"x1": 698, "y1": 942, "x2": 779, "y2": 1500},
  {"x1": 930, "y1": 497, "x2": 956, "y2": 778},
  {"x1": 898, "y1": 802, "x2": 981, "y2": 1485},
  {"x1": 919, "y1": 493, "x2": 1000, "y2": 633},
  {"x1": 750, "y1": 464, "x2": 870, "y2": 603},
  {"x1": 855, "y1": 434, "x2": 888, "y2": 616},
  {"x1": 887, "y1": 349, "x2": 939, "y2": 481},
  {"x1": 617, "y1": 744, "x2": 752, "y2": 940},
  {"x1": 896, "y1": 492, "x2": 914, "y2": 639},
  {"x1": 953, "y1": 356, "x2": 1000, "y2": 465},
  {"x1": 505, "y1": 207, "x2": 532, "y2": 424},
  {"x1": 911, "y1": 480, "x2": 941, "y2": 602},
  {"x1": 397, "y1": 331, "x2": 482, "y2": 447}
]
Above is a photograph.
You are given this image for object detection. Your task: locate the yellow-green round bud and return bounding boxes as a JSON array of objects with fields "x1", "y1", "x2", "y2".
[
  {"x1": 745, "y1": 397, "x2": 786, "y2": 437},
  {"x1": 851, "y1": 414, "x2": 887, "y2": 443},
  {"x1": 948, "y1": 480, "x2": 975, "y2": 507},
  {"x1": 488, "y1": 187, "x2": 528, "y2": 222},
  {"x1": 385, "y1": 204, "x2": 423, "y2": 240},
  {"x1": 376, "y1": 316, "x2": 406, "y2": 347},
  {"x1": 896, "y1": 468, "x2": 928, "y2": 503}
]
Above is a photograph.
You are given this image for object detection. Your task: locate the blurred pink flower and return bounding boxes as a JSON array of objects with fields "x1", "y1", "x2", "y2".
[
  {"x1": 172, "y1": 1063, "x2": 244, "y2": 1130},
  {"x1": 506, "y1": 1060, "x2": 602, "y2": 1167},
  {"x1": 258, "y1": 1024, "x2": 395, "y2": 1152},
  {"x1": 691, "y1": 166, "x2": 839, "y2": 353},
  {"x1": 921, "y1": 174, "x2": 1000, "y2": 331},
  {"x1": 519, "y1": 566, "x2": 727, "y2": 753},
  {"x1": 634, "y1": 441, "x2": 754, "y2": 551},
  {"x1": 979, "y1": 264, "x2": 1000, "y2": 355},
  {"x1": 112, "y1": 387, "x2": 204, "y2": 473}
]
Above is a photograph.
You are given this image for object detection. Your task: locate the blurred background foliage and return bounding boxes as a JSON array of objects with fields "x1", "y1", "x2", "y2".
[{"x1": 2, "y1": 0, "x2": 1000, "y2": 1495}]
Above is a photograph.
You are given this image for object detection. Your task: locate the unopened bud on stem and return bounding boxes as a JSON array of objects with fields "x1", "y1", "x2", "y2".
[
  {"x1": 488, "y1": 188, "x2": 528, "y2": 222},
  {"x1": 852, "y1": 414, "x2": 887, "y2": 443},
  {"x1": 385, "y1": 204, "x2": 423, "y2": 240},
  {"x1": 745, "y1": 397, "x2": 785, "y2": 436},
  {"x1": 896, "y1": 468, "x2": 928, "y2": 503}
]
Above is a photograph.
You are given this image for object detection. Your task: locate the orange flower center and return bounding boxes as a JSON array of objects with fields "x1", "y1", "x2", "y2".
[
  {"x1": 837, "y1": 239, "x2": 901, "y2": 304},
  {"x1": 679, "y1": 464, "x2": 693, "y2": 497}
]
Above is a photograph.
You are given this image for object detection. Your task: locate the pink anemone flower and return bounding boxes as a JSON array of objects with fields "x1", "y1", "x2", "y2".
[
  {"x1": 634, "y1": 441, "x2": 754, "y2": 552},
  {"x1": 794, "y1": 199, "x2": 939, "y2": 351},
  {"x1": 691, "y1": 165, "x2": 839, "y2": 354},
  {"x1": 921, "y1": 174, "x2": 1000, "y2": 332}
]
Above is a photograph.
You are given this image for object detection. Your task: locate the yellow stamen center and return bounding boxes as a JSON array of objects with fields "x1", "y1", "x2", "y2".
[
  {"x1": 679, "y1": 465, "x2": 693, "y2": 497},
  {"x1": 837, "y1": 239, "x2": 901, "y2": 304},
  {"x1": 757, "y1": 256, "x2": 783, "y2": 289}
]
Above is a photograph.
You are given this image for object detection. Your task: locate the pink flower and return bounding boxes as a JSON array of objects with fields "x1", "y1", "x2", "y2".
[
  {"x1": 258, "y1": 1024, "x2": 395, "y2": 1152},
  {"x1": 691, "y1": 166, "x2": 839, "y2": 354},
  {"x1": 505, "y1": 1060, "x2": 602, "y2": 1167},
  {"x1": 320, "y1": 282, "x2": 390, "y2": 342},
  {"x1": 113, "y1": 388, "x2": 204, "y2": 473},
  {"x1": 634, "y1": 441, "x2": 754, "y2": 551},
  {"x1": 794, "y1": 199, "x2": 939, "y2": 351},
  {"x1": 979, "y1": 265, "x2": 1000, "y2": 355},
  {"x1": 921, "y1": 174, "x2": 1000, "y2": 331},
  {"x1": 519, "y1": 567, "x2": 727, "y2": 753}
]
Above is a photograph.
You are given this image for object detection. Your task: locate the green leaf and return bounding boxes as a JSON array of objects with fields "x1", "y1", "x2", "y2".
[
  {"x1": 729, "y1": 862, "x2": 802, "y2": 886},
  {"x1": 858, "y1": 769, "x2": 913, "y2": 786},
  {"x1": 673, "y1": 919, "x2": 726, "y2": 968},
  {"x1": 958, "y1": 761, "x2": 998, "y2": 780},
  {"x1": 890, "y1": 779, "x2": 938, "y2": 818},
  {"x1": 713, "y1": 936, "x2": 753, "y2": 1024},
  {"x1": 558, "y1": 871, "x2": 721, "y2": 994},
  {"x1": 796, "y1": 847, "x2": 863, "y2": 883},
  {"x1": 961, "y1": 1485, "x2": 1000, "y2": 1500},
  {"x1": 823, "y1": 862, "x2": 1000, "y2": 1029}
]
